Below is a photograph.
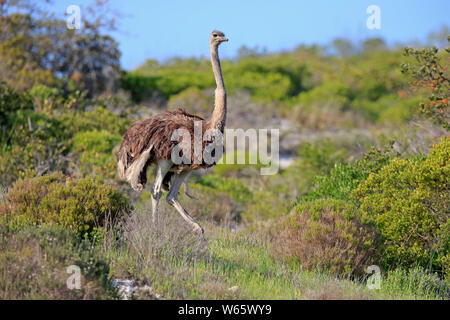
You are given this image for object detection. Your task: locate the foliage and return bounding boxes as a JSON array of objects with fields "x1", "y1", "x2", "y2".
[
  {"x1": 0, "y1": 224, "x2": 117, "y2": 299},
  {"x1": 298, "y1": 138, "x2": 350, "y2": 176},
  {"x1": 194, "y1": 174, "x2": 252, "y2": 204},
  {"x1": 293, "y1": 81, "x2": 354, "y2": 129},
  {"x1": 0, "y1": 94, "x2": 129, "y2": 184},
  {"x1": 0, "y1": 108, "x2": 70, "y2": 184},
  {"x1": 0, "y1": 81, "x2": 33, "y2": 143},
  {"x1": 352, "y1": 137, "x2": 450, "y2": 274},
  {"x1": 125, "y1": 53, "x2": 310, "y2": 103},
  {"x1": 273, "y1": 199, "x2": 376, "y2": 277},
  {"x1": 401, "y1": 39, "x2": 450, "y2": 130},
  {"x1": 243, "y1": 189, "x2": 290, "y2": 224},
  {"x1": 72, "y1": 130, "x2": 121, "y2": 179},
  {"x1": 300, "y1": 144, "x2": 397, "y2": 203},
  {"x1": 59, "y1": 106, "x2": 130, "y2": 137},
  {"x1": 0, "y1": 8, "x2": 121, "y2": 95},
  {"x1": 353, "y1": 94, "x2": 420, "y2": 125},
  {"x1": 1, "y1": 172, "x2": 131, "y2": 236},
  {"x1": 0, "y1": 1, "x2": 448, "y2": 299},
  {"x1": 29, "y1": 85, "x2": 63, "y2": 114}
]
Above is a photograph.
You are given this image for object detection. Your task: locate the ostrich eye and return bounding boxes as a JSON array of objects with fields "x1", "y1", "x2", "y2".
[{"x1": 213, "y1": 34, "x2": 217, "y2": 37}]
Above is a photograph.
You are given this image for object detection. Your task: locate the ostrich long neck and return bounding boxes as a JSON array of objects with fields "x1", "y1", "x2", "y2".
[{"x1": 209, "y1": 44, "x2": 227, "y2": 132}]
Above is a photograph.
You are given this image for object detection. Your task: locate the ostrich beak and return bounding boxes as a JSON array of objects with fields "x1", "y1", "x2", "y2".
[{"x1": 220, "y1": 37, "x2": 229, "y2": 42}]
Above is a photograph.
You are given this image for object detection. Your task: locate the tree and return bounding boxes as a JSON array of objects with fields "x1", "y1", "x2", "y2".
[
  {"x1": 332, "y1": 38, "x2": 355, "y2": 57},
  {"x1": 0, "y1": 0, "x2": 122, "y2": 96},
  {"x1": 362, "y1": 38, "x2": 386, "y2": 53},
  {"x1": 401, "y1": 37, "x2": 450, "y2": 130}
]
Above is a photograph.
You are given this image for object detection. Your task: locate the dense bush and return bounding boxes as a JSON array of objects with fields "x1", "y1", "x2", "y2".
[
  {"x1": 0, "y1": 109, "x2": 70, "y2": 184},
  {"x1": 126, "y1": 54, "x2": 310, "y2": 103},
  {"x1": 0, "y1": 82, "x2": 33, "y2": 142},
  {"x1": 273, "y1": 199, "x2": 376, "y2": 277},
  {"x1": 1, "y1": 172, "x2": 130, "y2": 236},
  {"x1": 72, "y1": 130, "x2": 121, "y2": 179},
  {"x1": 225, "y1": 55, "x2": 310, "y2": 101},
  {"x1": 59, "y1": 106, "x2": 130, "y2": 137},
  {"x1": 301, "y1": 145, "x2": 396, "y2": 203},
  {"x1": 0, "y1": 224, "x2": 117, "y2": 299},
  {"x1": 194, "y1": 174, "x2": 252, "y2": 204},
  {"x1": 0, "y1": 100, "x2": 129, "y2": 184},
  {"x1": 123, "y1": 40, "x2": 423, "y2": 131},
  {"x1": 298, "y1": 138, "x2": 350, "y2": 176},
  {"x1": 401, "y1": 41, "x2": 450, "y2": 130},
  {"x1": 0, "y1": 2, "x2": 447, "y2": 298},
  {"x1": 352, "y1": 94, "x2": 420, "y2": 125},
  {"x1": 352, "y1": 137, "x2": 449, "y2": 274}
]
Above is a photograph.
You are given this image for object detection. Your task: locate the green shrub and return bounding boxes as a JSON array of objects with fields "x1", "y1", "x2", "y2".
[
  {"x1": 121, "y1": 73, "x2": 160, "y2": 102},
  {"x1": 72, "y1": 130, "x2": 121, "y2": 179},
  {"x1": 1, "y1": 172, "x2": 130, "y2": 236},
  {"x1": 292, "y1": 81, "x2": 358, "y2": 128},
  {"x1": 194, "y1": 174, "x2": 252, "y2": 204},
  {"x1": 301, "y1": 144, "x2": 396, "y2": 203},
  {"x1": 123, "y1": 58, "x2": 214, "y2": 100},
  {"x1": 273, "y1": 199, "x2": 376, "y2": 277},
  {"x1": 59, "y1": 106, "x2": 130, "y2": 137},
  {"x1": 0, "y1": 105, "x2": 129, "y2": 184},
  {"x1": 0, "y1": 109, "x2": 70, "y2": 184},
  {"x1": 351, "y1": 94, "x2": 419, "y2": 124},
  {"x1": 298, "y1": 138, "x2": 350, "y2": 176},
  {"x1": 352, "y1": 137, "x2": 449, "y2": 274},
  {"x1": 401, "y1": 43, "x2": 450, "y2": 130},
  {"x1": 226, "y1": 54, "x2": 310, "y2": 101},
  {"x1": 0, "y1": 224, "x2": 117, "y2": 299},
  {"x1": 29, "y1": 85, "x2": 63, "y2": 114},
  {"x1": 243, "y1": 189, "x2": 290, "y2": 223},
  {"x1": 0, "y1": 82, "x2": 33, "y2": 143}
]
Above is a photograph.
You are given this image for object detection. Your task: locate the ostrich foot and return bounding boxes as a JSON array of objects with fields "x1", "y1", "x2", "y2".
[{"x1": 193, "y1": 225, "x2": 204, "y2": 237}]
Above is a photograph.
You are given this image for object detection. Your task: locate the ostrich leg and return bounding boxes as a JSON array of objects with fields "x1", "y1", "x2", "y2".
[
  {"x1": 183, "y1": 171, "x2": 197, "y2": 200},
  {"x1": 166, "y1": 171, "x2": 204, "y2": 238},
  {"x1": 151, "y1": 160, "x2": 172, "y2": 224}
]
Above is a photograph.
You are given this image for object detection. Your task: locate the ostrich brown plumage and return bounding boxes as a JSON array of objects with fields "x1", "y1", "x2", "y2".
[{"x1": 117, "y1": 30, "x2": 228, "y2": 239}]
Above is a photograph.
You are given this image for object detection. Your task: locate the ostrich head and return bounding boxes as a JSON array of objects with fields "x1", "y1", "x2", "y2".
[{"x1": 210, "y1": 30, "x2": 228, "y2": 47}]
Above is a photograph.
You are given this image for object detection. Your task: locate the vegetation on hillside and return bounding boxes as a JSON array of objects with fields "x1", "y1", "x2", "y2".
[{"x1": 0, "y1": 1, "x2": 448, "y2": 300}]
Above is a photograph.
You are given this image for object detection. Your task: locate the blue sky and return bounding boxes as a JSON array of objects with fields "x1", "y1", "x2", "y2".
[{"x1": 48, "y1": 0, "x2": 449, "y2": 70}]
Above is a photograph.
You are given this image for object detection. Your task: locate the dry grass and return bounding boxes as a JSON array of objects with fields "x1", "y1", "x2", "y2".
[
  {"x1": 0, "y1": 225, "x2": 117, "y2": 299},
  {"x1": 119, "y1": 204, "x2": 207, "y2": 264},
  {"x1": 108, "y1": 202, "x2": 213, "y2": 298}
]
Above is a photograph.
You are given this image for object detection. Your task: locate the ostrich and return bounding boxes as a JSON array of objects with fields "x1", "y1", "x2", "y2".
[{"x1": 117, "y1": 30, "x2": 228, "y2": 239}]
